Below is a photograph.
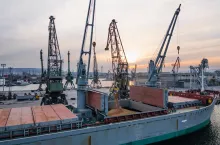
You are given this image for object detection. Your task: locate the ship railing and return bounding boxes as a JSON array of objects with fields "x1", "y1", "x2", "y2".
[
  {"x1": 103, "y1": 109, "x2": 168, "y2": 124},
  {"x1": 0, "y1": 120, "x2": 82, "y2": 140},
  {"x1": 169, "y1": 91, "x2": 213, "y2": 105}
]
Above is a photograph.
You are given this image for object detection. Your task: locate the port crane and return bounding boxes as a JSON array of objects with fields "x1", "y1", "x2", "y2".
[
  {"x1": 105, "y1": 19, "x2": 129, "y2": 99},
  {"x1": 131, "y1": 64, "x2": 137, "y2": 80},
  {"x1": 76, "y1": 0, "x2": 96, "y2": 110},
  {"x1": 146, "y1": 4, "x2": 181, "y2": 87},
  {"x1": 190, "y1": 58, "x2": 209, "y2": 91},
  {"x1": 172, "y1": 56, "x2": 180, "y2": 88},
  {"x1": 131, "y1": 64, "x2": 137, "y2": 85},
  {"x1": 105, "y1": 70, "x2": 113, "y2": 80},
  {"x1": 171, "y1": 46, "x2": 180, "y2": 89},
  {"x1": 41, "y1": 16, "x2": 67, "y2": 105},
  {"x1": 90, "y1": 42, "x2": 102, "y2": 88},
  {"x1": 38, "y1": 49, "x2": 47, "y2": 91},
  {"x1": 64, "y1": 51, "x2": 75, "y2": 90}
]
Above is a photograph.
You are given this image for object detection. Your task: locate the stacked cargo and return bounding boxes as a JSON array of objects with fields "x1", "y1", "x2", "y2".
[{"x1": 0, "y1": 104, "x2": 81, "y2": 140}]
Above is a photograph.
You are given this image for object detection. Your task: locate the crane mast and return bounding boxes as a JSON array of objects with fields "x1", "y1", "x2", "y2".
[
  {"x1": 105, "y1": 19, "x2": 129, "y2": 99},
  {"x1": 90, "y1": 42, "x2": 102, "y2": 88},
  {"x1": 41, "y1": 16, "x2": 67, "y2": 105},
  {"x1": 146, "y1": 4, "x2": 181, "y2": 87},
  {"x1": 64, "y1": 51, "x2": 75, "y2": 90}
]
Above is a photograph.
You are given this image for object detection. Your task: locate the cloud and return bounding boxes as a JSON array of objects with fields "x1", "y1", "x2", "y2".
[{"x1": 0, "y1": 0, "x2": 219, "y2": 73}]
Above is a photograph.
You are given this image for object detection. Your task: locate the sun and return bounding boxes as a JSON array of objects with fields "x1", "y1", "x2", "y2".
[{"x1": 126, "y1": 51, "x2": 138, "y2": 63}]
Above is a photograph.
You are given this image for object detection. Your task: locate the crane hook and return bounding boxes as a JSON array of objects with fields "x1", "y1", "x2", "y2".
[
  {"x1": 177, "y1": 46, "x2": 180, "y2": 54},
  {"x1": 92, "y1": 42, "x2": 96, "y2": 47}
]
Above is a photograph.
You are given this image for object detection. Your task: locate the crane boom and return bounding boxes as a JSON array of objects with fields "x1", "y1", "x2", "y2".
[{"x1": 147, "y1": 4, "x2": 181, "y2": 87}]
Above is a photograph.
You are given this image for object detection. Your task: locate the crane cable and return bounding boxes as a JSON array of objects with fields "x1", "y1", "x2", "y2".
[{"x1": 177, "y1": 16, "x2": 180, "y2": 54}]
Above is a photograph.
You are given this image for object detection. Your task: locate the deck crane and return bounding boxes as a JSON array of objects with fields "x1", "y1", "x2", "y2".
[
  {"x1": 146, "y1": 4, "x2": 181, "y2": 87},
  {"x1": 105, "y1": 19, "x2": 129, "y2": 100},
  {"x1": 41, "y1": 16, "x2": 67, "y2": 105},
  {"x1": 76, "y1": 0, "x2": 96, "y2": 111},
  {"x1": 90, "y1": 42, "x2": 102, "y2": 88},
  {"x1": 64, "y1": 51, "x2": 75, "y2": 90},
  {"x1": 38, "y1": 49, "x2": 47, "y2": 91}
]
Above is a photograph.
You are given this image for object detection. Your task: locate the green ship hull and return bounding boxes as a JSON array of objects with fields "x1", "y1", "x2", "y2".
[{"x1": 123, "y1": 119, "x2": 210, "y2": 145}]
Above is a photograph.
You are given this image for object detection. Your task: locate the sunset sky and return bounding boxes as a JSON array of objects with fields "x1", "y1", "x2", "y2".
[{"x1": 0, "y1": 0, "x2": 219, "y2": 73}]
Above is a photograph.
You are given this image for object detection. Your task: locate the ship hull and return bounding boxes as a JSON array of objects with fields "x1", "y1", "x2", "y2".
[
  {"x1": 122, "y1": 119, "x2": 210, "y2": 145},
  {"x1": 1, "y1": 100, "x2": 215, "y2": 145}
]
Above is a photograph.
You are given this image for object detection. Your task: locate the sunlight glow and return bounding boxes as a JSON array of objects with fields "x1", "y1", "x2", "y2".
[{"x1": 126, "y1": 51, "x2": 138, "y2": 63}]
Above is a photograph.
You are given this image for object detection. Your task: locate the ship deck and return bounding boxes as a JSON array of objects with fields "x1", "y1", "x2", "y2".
[{"x1": 0, "y1": 88, "x2": 214, "y2": 141}]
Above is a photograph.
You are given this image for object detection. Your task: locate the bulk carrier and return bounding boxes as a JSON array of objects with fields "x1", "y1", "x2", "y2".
[
  {"x1": 0, "y1": 1, "x2": 218, "y2": 145},
  {"x1": 0, "y1": 87, "x2": 217, "y2": 145}
]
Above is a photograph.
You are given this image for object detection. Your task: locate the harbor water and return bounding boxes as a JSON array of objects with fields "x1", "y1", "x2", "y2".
[{"x1": 0, "y1": 81, "x2": 220, "y2": 145}]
